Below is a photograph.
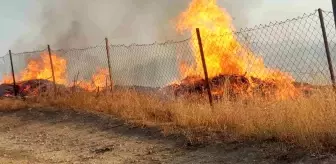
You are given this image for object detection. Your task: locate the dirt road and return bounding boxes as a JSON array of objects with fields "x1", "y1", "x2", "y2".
[{"x1": 0, "y1": 108, "x2": 335, "y2": 164}]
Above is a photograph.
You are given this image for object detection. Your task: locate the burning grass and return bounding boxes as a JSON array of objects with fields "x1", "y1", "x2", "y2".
[{"x1": 2, "y1": 87, "x2": 335, "y2": 151}]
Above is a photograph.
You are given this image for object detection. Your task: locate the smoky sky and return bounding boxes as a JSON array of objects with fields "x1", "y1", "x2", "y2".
[
  {"x1": 11, "y1": 0, "x2": 264, "y2": 51},
  {"x1": 2, "y1": 0, "x2": 331, "y2": 86},
  {"x1": 4, "y1": 0, "x2": 266, "y2": 86}
]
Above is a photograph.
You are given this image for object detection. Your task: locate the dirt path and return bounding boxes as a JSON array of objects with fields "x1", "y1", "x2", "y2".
[{"x1": 0, "y1": 108, "x2": 335, "y2": 164}]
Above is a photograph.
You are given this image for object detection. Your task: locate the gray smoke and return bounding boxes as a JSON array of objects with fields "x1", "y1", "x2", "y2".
[
  {"x1": 219, "y1": 0, "x2": 264, "y2": 29},
  {"x1": 12, "y1": 0, "x2": 264, "y2": 50},
  {"x1": 5, "y1": 0, "x2": 264, "y2": 86}
]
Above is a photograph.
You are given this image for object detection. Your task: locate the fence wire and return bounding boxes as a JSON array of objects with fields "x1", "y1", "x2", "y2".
[
  {"x1": 54, "y1": 44, "x2": 109, "y2": 88},
  {"x1": 109, "y1": 39, "x2": 191, "y2": 88},
  {"x1": 0, "y1": 54, "x2": 10, "y2": 81},
  {"x1": 0, "y1": 9, "x2": 336, "y2": 98},
  {"x1": 231, "y1": 10, "x2": 331, "y2": 85},
  {"x1": 323, "y1": 10, "x2": 336, "y2": 78}
]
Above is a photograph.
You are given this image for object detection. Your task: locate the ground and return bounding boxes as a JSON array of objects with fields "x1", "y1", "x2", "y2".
[{"x1": 0, "y1": 108, "x2": 335, "y2": 164}]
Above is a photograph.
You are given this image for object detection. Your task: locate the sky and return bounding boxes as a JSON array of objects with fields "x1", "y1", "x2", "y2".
[
  {"x1": 0, "y1": 1, "x2": 30, "y2": 56},
  {"x1": 0, "y1": 0, "x2": 333, "y2": 57}
]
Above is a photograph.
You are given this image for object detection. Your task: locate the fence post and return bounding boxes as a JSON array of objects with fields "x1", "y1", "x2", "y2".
[
  {"x1": 318, "y1": 8, "x2": 336, "y2": 90},
  {"x1": 105, "y1": 37, "x2": 113, "y2": 92},
  {"x1": 331, "y1": 0, "x2": 336, "y2": 30},
  {"x1": 196, "y1": 28, "x2": 214, "y2": 107},
  {"x1": 8, "y1": 50, "x2": 18, "y2": 96},
  {"x1": 47, "y1": 45, "x2": 57, "y2": 96}
]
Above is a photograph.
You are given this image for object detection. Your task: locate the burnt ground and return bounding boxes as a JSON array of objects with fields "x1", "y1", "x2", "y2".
[{"x1": 0, "y1": 108, "x2": 335, "y2": 164}]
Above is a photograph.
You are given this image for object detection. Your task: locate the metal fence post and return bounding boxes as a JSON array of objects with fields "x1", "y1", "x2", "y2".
[
  {"x1": 105, "y1": 37, "x2": 113, "y2": 92},
  {"x1": 318, "y1": 8, "x2": 336, "y2": 90},
  {"x1": 47, "y1": 45, "x2": 57, "y2": 96},
  {"x1": 8, "y1": 50, "x2": 18, "y2": 96},
  {"x1": 331, "y1": 0, "x2": 336, "y2": 30},
  {"x1": 196, "y1": 28, "x2": 214, "y2": 107}
]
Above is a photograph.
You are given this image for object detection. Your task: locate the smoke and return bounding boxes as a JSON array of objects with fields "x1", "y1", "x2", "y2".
[
  {"x1": 6, "y1": 0, "x2": 264, "y2": 86},
  {"x1": 11, "y1": 0, "x2": 186, "y2": 50},
  {"x1": 218, "y1": 0, "x2": 264, "y2": 29},
  {"x1": 12, "y1": 0, "x2": 264, "y2": 50}
]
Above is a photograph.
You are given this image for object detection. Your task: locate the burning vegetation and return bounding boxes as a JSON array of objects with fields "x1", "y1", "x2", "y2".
[
  {"x1": 167, "y1": 0, "x2": 310, "y2": 100},
  {"x1": 0, "y1": 52, "x2": 111, "y2": 97},
  {"x1": 0, "y1": 0, "x2": 313, "y2": 100}
]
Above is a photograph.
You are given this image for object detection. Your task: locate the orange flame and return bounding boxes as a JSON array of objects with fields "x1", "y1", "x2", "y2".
[
  {"x1": 175, "y1": 0, "x2": 298, "y2": 99},
  {"x1": 1, "y1": 52, "x2": 67, "y2": 85},
  {"x1": 1, "y1": 74, "x2": 14, "y2": 84},
  {"x1": 77, "y1": 68, "x2": 111, "y2": 91},
  {"x1": 1, "y1": 52, "x2": 112, "y2": 92}
]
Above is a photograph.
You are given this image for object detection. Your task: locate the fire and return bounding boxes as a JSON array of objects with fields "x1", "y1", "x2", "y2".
[
  {"x1": 92, "y1": 68, "x2": 111, "y2": 88},
  {"x1": 1, "y1": 75, "x2": 14, "y2": 84},
  {"x1": 23, "y1": 52, "x2": 67, "y2": 84},
  {"x1": 1, "y1": 52, "x2": 67, "y2": 85},
  {"x1": 77, "y1": 68, "x2": 111, "y2": 91},
  {"x1": 174, "y1": 0, "x2": 299, "y2": 99},
  {"x1": 1, "y1": 52, "x2": 112, "y2": 93}
]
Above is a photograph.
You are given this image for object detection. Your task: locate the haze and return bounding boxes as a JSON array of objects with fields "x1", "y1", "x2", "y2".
[{"x1": 0, "y1": 0, "x2": 332, "y2": 56}]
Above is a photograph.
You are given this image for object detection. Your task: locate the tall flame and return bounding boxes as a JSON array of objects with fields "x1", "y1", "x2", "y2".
[
  {"x1": 176, "y1": 0, "x2": 298, "y2": 99},
  {"x1": 22, "y1": 52, "x2": 67, "y2": 84}
]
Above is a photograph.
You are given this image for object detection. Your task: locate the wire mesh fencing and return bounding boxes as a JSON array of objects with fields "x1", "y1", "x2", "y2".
[
  {"x1": 0, "y1": 9, "x2": 336, "y2": 102},
  {"x1": 0, "y1": 54, "x2": 11, "y2": 83},
  {"x1": 108, "y1": 39, "x2": 192, "y2": 88},
  {"x1": 53, "y1": 44, "x2": 111, "y2": 91},
  {"x1": 233, "y1": 10, "x2": 333, "y2": 86},
  {"x1": 323, "y1": 10, "x2": 336, "y2": 80}
]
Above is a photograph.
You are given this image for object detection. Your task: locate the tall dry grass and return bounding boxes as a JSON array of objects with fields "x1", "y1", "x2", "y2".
[
  {"x1": 2, "y1": 87, "x2": 336, "y2": 151},
  {"x1": 0, "y1": 98, "x2": 28, "y2": 111}
]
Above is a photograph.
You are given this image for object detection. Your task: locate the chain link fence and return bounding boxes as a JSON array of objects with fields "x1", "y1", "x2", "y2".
[
  {"x1": 0, "y1": 9, "x2": 335, "y2": 99},
  {"x1": 231, "y1": 10, "x2": 336, "y2": 86},
  {"x1": 323, "y1": 10, "x2": 336, "y2": 79}
]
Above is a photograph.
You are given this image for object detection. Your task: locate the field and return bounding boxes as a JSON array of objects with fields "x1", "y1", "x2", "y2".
[{"x1": 1, "y1": 87, "x2": 336, "y2": 163}]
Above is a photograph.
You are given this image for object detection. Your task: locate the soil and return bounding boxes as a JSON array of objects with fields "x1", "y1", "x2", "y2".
[{"x1": 0, "y1": 108, "x2": 335, "y2": 164}]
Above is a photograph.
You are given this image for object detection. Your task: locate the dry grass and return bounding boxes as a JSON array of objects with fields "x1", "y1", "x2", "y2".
[
  {"x1": 2, "y1": 87, "x2": 336, "y2": 151},
  {"x1": 0, "y1": 98, "x2": 29, "y2": 111}
]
